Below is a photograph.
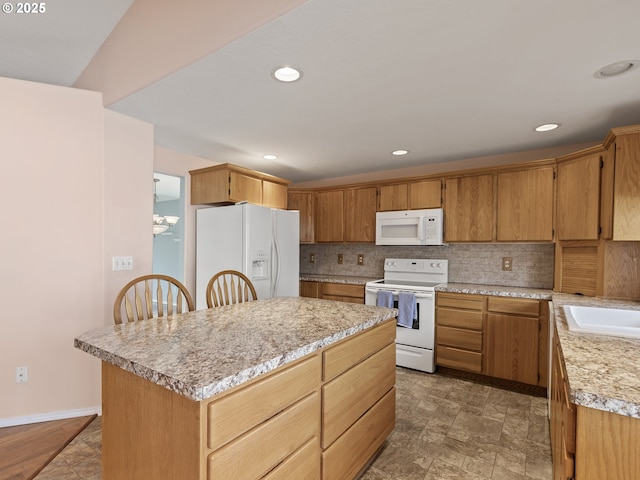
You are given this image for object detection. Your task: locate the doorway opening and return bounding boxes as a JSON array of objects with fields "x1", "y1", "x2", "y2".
[{"x1": 153, "y1": 172, "x2": 185, "y2": 283}]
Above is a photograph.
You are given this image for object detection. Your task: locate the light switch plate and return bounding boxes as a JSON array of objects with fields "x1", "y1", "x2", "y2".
[
  {"x1": 112, "y1": 256, "x2": 133, "y2": 271},
  {"x1": 337, "y1": 253, "x2": 343, "y2": 264}
]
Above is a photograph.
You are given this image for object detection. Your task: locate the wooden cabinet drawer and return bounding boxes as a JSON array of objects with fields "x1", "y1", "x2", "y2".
[
  {"x1": 437, "y1": 345, "x2": 482, "y2": 372},
  {"x1": 261, "y1": 437, "x2": 320, "y2": 480},
  {"x1": 322, "y1": 387, "x2": 395, "y2": 480},
  {"x1": 208, "y1": 355, "x2": 320, "y2": 450},
  {"x1": 487, "y1": 296, "x2": 539, "y2": 316},
  {"x1": 323, "y1": 319, "x2": 395, "y2": 381},
  {"x1": 437, "y1": 307, "x2": 483, "y2": 330},
  {"x1": 322, "y1": 343, "x2": 395, "y2": 448},
  {"x1": 437, "y1": 325, "x2": 482, "y2": 351},
  {"x1": 208, "y1": 392, "x2": 319, "y2": 480},
  {"x1": 436, "y1": 292, "x2": 484, "y2": 310},
  {"x1": 320, "y1": 283, "x2": 364, "y2": 298}
]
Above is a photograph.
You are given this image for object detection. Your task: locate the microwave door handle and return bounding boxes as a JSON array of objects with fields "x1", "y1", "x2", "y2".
[{"x1": 417, "y1": 217, "x2": 425, "y2": 241}]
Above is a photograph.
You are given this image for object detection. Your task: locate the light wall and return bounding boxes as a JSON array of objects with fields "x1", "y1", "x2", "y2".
[{"x1": 0, "y1": 77, "x2": 154, "y2": 425}]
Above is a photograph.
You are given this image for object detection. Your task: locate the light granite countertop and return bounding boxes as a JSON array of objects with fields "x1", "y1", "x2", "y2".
[
  {"x1": 551, "y1": 294, "x2": 640, "y2": 417},
  {"x1": 299, "y1": 274, "x2": 378, "y2": 285},
  {"x1": 435, "y1": 282, "x2": 553, "y2": 300},
  {"x1": 74, "y1": 297, "x2": 397, "y2": 402}
]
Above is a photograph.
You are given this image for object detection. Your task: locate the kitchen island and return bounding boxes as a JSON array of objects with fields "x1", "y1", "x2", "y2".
[{"x1": 75, "y1": 297, "x2": 398, "y2": 480}]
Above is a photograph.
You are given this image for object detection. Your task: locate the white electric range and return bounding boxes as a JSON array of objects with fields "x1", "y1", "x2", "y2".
[{"x1": 365, "y1": 258, "x2": 448, "y2": 373}]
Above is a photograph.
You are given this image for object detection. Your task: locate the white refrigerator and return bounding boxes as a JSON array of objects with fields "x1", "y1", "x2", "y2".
[{"x1": 196, "y1": 204, "x2": 300, "y2": 309}]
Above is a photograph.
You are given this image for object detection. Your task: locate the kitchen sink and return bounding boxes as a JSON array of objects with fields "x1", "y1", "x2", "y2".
[{"x1": 563, "y1": 305, "x2": 640, "y2": 339}]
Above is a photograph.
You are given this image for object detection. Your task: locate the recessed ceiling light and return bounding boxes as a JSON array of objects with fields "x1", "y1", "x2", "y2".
[
  {"x1": 594, "y1": 60, "x2": 640, "y2": 79},
  {"x1": 392, "y1": 149, "x2": 409, "y2": 156},
  {"x1": 272, "y1": 66, "x2": 302, "y2": 83},
  {"x1": 534, "y1": 123, "x2": 560, "y2": 132},
  {"x1": 263, "y1": 154, "x2": 278, "y2": 160}
]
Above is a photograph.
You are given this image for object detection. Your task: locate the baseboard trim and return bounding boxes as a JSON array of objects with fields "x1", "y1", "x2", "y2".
[{"x1": 0, "y1": 406, "x2": 102, "y2": 428}]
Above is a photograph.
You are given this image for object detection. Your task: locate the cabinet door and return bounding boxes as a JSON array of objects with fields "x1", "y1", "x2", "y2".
[
  {"x1": 378, "y1": 184, "x2": 408, "y2": 211},
  {"x1": 229, "y1": 172, "x2": 262, "y2": 204},
  {"x1": 497, "y1": 167, "x2": 554, "y2": 241},
  {"x1": 299, "y1": 281, "x2": 319, "y2": 298},
  {"x1": 288, "y1": 192, "x2": 315, "y2": 243},
  {"x1": 409, "y1": 180, "x2": 441, "y2": 209},
  {"x1": 444, "y1": 175, "x2": 494, "y2": 242},
  {"x1": 613, "y1": 134, "x2": 640, "y2": 240},
  {"x1": 344, "y1": 187, "x2": 377, "y2": 242},
  {"x1": 263, "y1": 180, "x2": 288, "y2": 209},
  {"x1": 315, "y1": 191, "x2": 344, "y2": 242},
  {"x1": 484, "y1": 313, "x2": 539, "y2": 385},
  {"x1": 557, "y1": 154, "x2": 601, "y2": 240}
]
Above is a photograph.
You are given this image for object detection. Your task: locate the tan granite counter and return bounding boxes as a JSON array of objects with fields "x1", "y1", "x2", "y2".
[
  {"x1": 551, "y1": 294, "x2": 640, "y2": 418},
  {"x1": 299, "y1": 274, "x2": 378, "y2": 285},
  {"x1": 74, "y1": 297, "x2": 397, "y2": 401},
  {"x1": 435, "y1": 282, "x2": 553, "y2": 300}
]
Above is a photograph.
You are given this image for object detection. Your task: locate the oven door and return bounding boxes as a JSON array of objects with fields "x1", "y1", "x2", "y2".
[{"x1": 365, "y1": 287, "x2": 435, "y2": 349}]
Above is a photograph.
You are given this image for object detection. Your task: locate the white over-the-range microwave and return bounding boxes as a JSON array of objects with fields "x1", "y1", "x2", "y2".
[{"x1": 375, "y1": 208, "x2": 444, "y2": 246}]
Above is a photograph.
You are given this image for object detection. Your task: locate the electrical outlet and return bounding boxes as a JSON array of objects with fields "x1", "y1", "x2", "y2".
[
  {"x1": 309, "y1": 253, "x2": 316, "y2": 263},
  {"x1": 337, "y1": 253, "x2": 343, "y2": 264},
  {"x1": 16, "y1": 366, "x2": 28, "y2": 383},
  {"x1": 357, "y1": 254, "x2": 364, "y2": 266},
  {"x1": 502, "y1": 257, "x2": 513, "y2": 271}
]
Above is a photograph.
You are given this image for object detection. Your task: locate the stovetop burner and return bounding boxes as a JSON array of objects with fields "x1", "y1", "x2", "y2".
[{"x1": 365, "y1": 257, "x2": 449, "y2": 290}]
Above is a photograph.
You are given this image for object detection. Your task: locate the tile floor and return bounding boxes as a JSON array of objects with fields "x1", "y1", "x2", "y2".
[{"x1": 36, "y1": 368, "x2": 552, "y2": 479}]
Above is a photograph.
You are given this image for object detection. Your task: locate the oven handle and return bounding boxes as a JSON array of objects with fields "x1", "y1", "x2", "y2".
[{"x1": 366, "y1": 288, "x2": 433, "y2": 299}]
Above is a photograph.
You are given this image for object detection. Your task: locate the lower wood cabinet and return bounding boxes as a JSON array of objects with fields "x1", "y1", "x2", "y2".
[
  {"x1": 485, "y1": 297, "x2": 542, "y2": 385},
  {"x1": 435, "y1": 292, "x2": 548, "y2": 387},
  {"x1": 551, "y1": 319, "x2": 640, "y2": 480},
  {"x1": 550, "y1": 324, "x2": 575, "y2": 480},
  {"x1": 300, "y1": 280, "x2": 365, "y2": 304},
  {"x1": 435, "y1": 293, "x2": 484, "y2": 373},
  {"x1": 102, "y1": 319, "x2": 395, "y2": 480}
]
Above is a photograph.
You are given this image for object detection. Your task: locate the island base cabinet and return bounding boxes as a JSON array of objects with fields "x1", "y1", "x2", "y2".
[
  {"x1": 322, "y1": 388, "x2": 395, "y2": 480},
  {"x1": 100, "y1": 319, "x2": 396, "y2": 480},
  {"x1": 101, "y1": 362, "x2": 202, "y2": 480}
]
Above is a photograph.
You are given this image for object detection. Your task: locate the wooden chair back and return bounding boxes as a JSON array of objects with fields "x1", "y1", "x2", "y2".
[
  {"x1": 206, "y1": 270, "x2": 258, "y2": 307},
  {"x1": 113, "y1": 274, "x2": 195, "y2": 325}
]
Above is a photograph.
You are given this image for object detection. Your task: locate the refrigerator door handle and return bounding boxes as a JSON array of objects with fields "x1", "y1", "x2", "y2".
[{"x1": 272, "y1": 212, "x2": 280, "y2": 297}]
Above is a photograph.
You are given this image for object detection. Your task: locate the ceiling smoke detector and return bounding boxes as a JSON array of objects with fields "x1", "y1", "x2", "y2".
[{"x1": 594, "y1": 60, "x2": 640, "y2": 79}]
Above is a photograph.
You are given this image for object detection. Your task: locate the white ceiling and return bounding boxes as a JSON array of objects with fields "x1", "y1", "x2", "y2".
[{"x1": 3, "y1": 0, "x2": 640, "y2": 183}]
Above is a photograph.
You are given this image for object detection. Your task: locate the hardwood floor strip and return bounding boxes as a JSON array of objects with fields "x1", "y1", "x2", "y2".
[{"x1": 0, "y1": 414, "x2": 96, "y2": 480}]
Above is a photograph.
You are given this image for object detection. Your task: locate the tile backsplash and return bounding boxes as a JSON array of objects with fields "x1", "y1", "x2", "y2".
[{"x1": 300, "y1": 243, "x2": 554, "y2": 289}]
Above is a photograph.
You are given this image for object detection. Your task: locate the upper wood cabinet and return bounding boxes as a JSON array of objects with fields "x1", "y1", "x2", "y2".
[
  {"x1": 611, "y1": 131, "x2": 640, "y2": 240},
  {"x1": 378, "y1": 179, "x2": 441, "y2": 211},
  {"x1": 288, "y1": 191, "x2": 315, "y2": 243},
  {"x1": 409, "y1": 179, "x2": 442, "y2": 209},
  {"x1": 378, "y1": 184, "x2": 408, "y2": 211},
  {"x1": 444, "y1": 174, "x2": 494, "y2": 242},
  {"x1": 262, "y1": 180, "x2": 288, "y2": 209},
  {"x1": 556, "y1": 151, "x2": 602, "y2": 240},
  {"x1": 190, "y1": 163, "x2": 290, "y2": 208},
  {"x1": 315, "y1": 190, "x2": 344, "y2": 242},
  {"x1": 496, "y1": 166, "x2": 555, "y2": 241},
  {"x1": 344, "y1": 187, "x2": 377, "y2": 242}
]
